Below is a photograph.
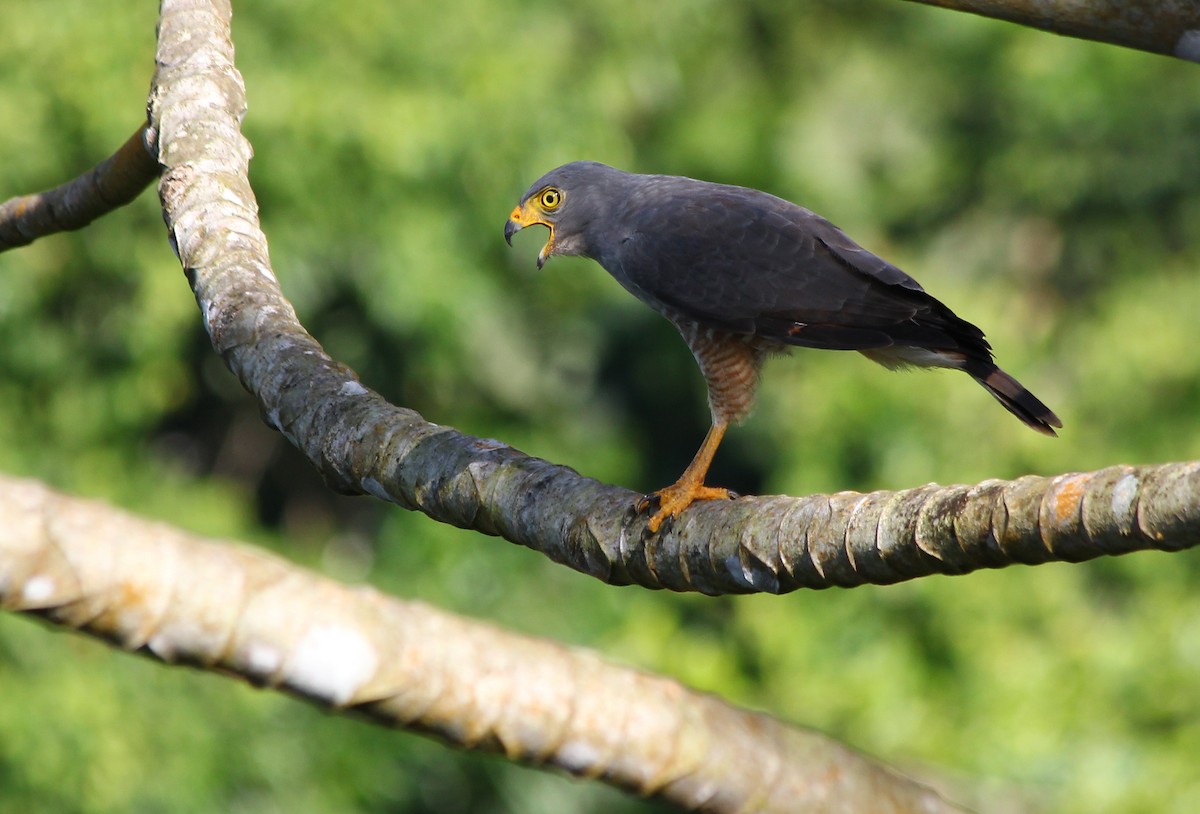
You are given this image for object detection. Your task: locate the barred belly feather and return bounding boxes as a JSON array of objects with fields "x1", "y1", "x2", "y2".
[{"x1": 674, "y1": 320, "x2": 769, "y2": 425}]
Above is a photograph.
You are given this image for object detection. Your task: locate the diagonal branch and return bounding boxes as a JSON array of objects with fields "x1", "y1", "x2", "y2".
[
  {"x1": 900, "y1": 0, "x2": 1200, "y2": 63},
  {"x1": 0, "y1": 473, "x2": 965, "y2": 813},
  {"x1": 0, "y1": 123, "x2": 160, "y2": 252},
  {"x1": 147, "y1": 0, "x2": 1200, "y2": 598}
]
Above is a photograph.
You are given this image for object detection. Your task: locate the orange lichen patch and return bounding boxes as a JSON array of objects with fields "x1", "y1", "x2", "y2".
[
  {"x1": 1051, "y1": 473, "x2": 1089, "y2": 525},
  {"x1": 117, "y1": 579, "x2": 151, "y2": 610}
]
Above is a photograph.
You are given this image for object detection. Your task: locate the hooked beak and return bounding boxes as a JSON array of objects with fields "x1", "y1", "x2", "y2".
[{"x1": 505, "y1": 203, "x2": 554, "y2": 269}]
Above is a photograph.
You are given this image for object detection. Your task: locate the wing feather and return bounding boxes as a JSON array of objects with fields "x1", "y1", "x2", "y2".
[{"x1": 608, "y1": 180, "x2": 989, "y2": 358}]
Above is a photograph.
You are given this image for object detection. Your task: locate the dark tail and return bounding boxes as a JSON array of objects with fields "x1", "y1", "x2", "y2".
[{"x1": 968, "y1": 363, "x2": 1062, "y2": 437}]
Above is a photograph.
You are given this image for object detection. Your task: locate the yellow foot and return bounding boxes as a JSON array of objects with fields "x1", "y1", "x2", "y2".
[{"x1": 638, "y1": 482, "x2": 737, "y2": 533}]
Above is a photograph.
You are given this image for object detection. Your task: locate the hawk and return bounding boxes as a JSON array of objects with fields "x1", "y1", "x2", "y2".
[{"x1": 505, "y1": 162, "x2": 1060, "y2": 532}]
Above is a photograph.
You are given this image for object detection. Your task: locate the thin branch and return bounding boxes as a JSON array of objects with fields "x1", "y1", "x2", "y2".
[
  {"x1": 901, "y1": 0, "x2": 1200, "y2": 63},
  {"x1": 0, "y1": 124, "x2": 160, "y2": 251},
  {"x1": 0, "y1": 473, "x2": 965, "y2": 813},
  {"x1": 148, "y1": 0, "x2": 1200, "y2": 598}
]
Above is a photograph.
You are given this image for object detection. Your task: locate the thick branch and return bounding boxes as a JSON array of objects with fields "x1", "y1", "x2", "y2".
[
  {"x1": 0, "y1": 473, "x2": 963, "y2": 813},
  {"x1": 901, "y1": 0, "x2": 1200, "y2": 62},
  {"x1": 148, "y1": 0, "x2": 1200, "y2": 597},
  {"x1": 0, "y1": 124, "x2": 160, "y2": 251}
]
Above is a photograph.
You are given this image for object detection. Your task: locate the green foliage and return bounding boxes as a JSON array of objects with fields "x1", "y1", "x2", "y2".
[{"x1": 2, "y1": 0, "x2": 1199, "y2": 811}]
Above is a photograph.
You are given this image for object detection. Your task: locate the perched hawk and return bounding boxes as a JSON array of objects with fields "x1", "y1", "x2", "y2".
[{"x1": 506, "y1": 162, "x2": 1060, "y2": 532}]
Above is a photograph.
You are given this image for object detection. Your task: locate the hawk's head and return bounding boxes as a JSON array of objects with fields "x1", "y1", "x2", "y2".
[{"x1": 504, "y1": 161, "x2": 625, "y2": 269}]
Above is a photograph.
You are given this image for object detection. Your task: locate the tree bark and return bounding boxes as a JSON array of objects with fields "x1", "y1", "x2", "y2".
[
  {"x1": 0, "y1": 125, "x2": 159, "y2": 251},
  {"x1": 901, "y1": 0, "x2": 1200, "y2": 62},
  {"x1": 0, "y1": 472, "x2": 965, "y2": 814}
]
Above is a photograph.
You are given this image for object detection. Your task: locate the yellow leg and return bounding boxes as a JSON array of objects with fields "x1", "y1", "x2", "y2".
[{"x1": 639, "y1": 420, "x2": 736, "y2": 532}]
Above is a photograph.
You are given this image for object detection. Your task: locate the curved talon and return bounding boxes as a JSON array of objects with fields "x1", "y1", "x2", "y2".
[{"x1": 636, "y1": 492, "x2": 660, "y2": 514}]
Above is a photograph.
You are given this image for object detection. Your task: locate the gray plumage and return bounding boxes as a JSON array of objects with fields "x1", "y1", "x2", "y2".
[{"x1": 507, "y1": 160, "x2": 1060, "y2": 435}]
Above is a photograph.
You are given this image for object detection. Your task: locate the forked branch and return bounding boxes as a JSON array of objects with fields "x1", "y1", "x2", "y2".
[{"x1": 144, "y1": 0, "x2": 1200, "y2": 597}]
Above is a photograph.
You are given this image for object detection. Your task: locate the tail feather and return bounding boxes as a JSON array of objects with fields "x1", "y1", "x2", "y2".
[{"x1": 970, "y1": 364, "x2": 1062, "y2": 436}]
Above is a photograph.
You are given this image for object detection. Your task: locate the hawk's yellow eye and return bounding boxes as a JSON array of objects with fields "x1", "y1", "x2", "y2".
[{"x1": 538, "y1": 188, "x2": 562, "y2": 210}]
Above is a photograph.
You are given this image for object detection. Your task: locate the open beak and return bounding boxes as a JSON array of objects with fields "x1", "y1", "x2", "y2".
[{"x1": 505, "y1": 204, "x2": 554, "y2": 269}]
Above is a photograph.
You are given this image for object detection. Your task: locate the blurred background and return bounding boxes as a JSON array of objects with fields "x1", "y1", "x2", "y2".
[{"x1": 1, "y1": 1, "x2": 1199, "y2": 811}]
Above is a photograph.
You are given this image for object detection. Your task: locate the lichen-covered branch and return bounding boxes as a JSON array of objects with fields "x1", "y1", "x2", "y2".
[
  {"x1": 901, "y1": 0, "x2": 1200, "y2": 63},
  {"x1": 0, "y1": 124, "x2": 160, "y2": 252},
  {"x1": 149, "y1": 0, "x2": 1200, "y2": 598},
  {"x1": 0, "y1": 473, "x2": 964, "y2": 814}
]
